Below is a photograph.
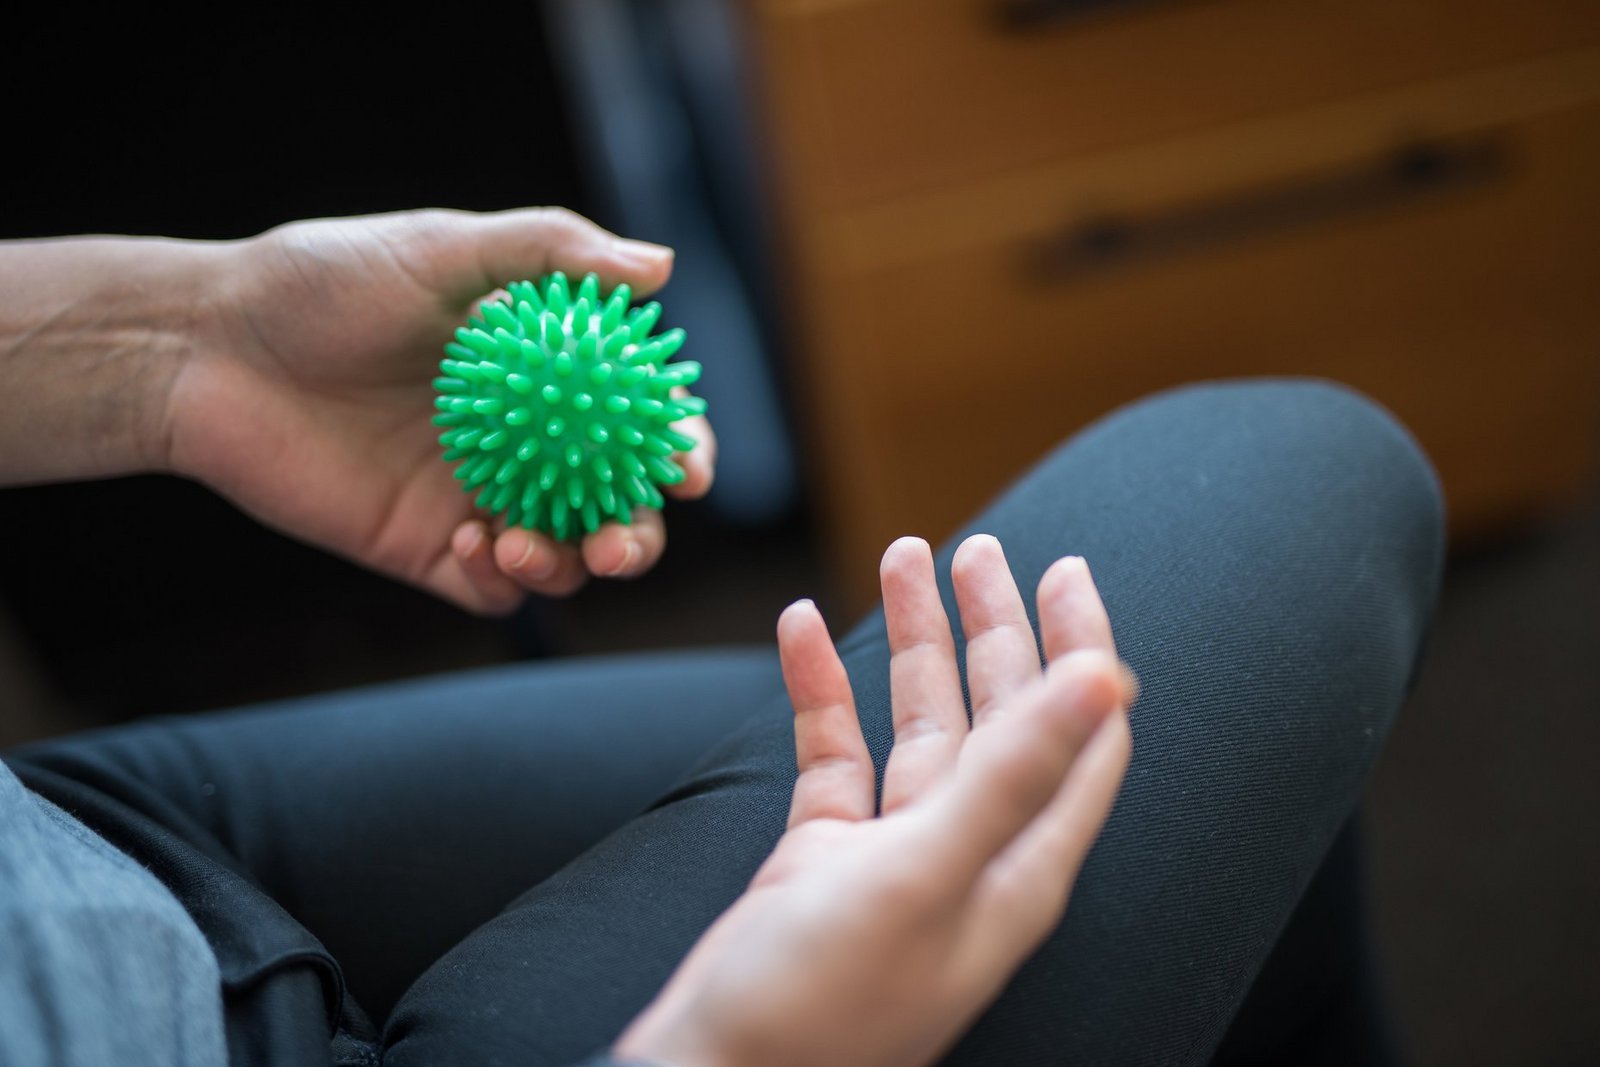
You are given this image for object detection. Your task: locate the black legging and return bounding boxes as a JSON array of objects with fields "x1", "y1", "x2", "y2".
[{"x1": 4, "y1": 380, "x2": 1444, "y2": 1066}]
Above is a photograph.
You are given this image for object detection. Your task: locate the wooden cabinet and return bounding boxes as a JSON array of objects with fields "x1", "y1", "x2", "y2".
[{"x1": 748, "y1": 2, "x2": 1600, "y2": 607}]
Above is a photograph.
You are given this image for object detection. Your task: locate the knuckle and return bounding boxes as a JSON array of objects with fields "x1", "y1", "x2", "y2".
[
  {"x1": 965, "y1": 617, "x2": 1031, "y2": 643},
  {"x1": 395, "y1": 209, "x2": 463, "y2": 259},
  {"x1": 531, "y1": 205, "x2": 589, "y2": 238},
  {"x1": 895, "y1": 715, "x2": 955, "y2": 745},
  {"x1": 402, "y1": 207, "x2": 458, "y2": 235}
]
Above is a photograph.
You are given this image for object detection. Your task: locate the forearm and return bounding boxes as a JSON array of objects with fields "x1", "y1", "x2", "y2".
[{"x1": 0, "y1": 236, "x2": 224, "y2": 485}]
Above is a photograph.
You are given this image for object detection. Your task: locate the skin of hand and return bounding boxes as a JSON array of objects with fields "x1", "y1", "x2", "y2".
[
  {"x1": 614, "y1": 534, "x2": 1136, "y2": 1067},
  {"x1": 0, "y1": 208, "x2": 714, "y2": 614},
  {"x1": 167, "y1": 207, "x2": 716, "y2": 613}
]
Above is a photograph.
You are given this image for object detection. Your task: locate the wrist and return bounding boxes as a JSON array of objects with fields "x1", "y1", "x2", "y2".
[
  {"x1": 0, "y1": 235, "x2": 229, "y2": 483},
  {"x1": 119, "y1": 237, "x2": 233, "y2": 476}
]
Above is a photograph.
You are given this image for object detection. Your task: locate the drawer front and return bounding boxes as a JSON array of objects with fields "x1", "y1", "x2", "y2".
[
  {"x1": 752, "y1": 0, "x2": 1600, "y2": 209},
  {"x1": 783, "y1": 71, "x2": 1600, "y2": 606}
]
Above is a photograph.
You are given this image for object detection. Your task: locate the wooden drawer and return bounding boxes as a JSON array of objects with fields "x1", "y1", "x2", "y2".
[
  {"x1": 752, "y1": 0, "x2": 1600, "y2": 209},
  {"x1": 779, "y1": 51, "x2": 1600, "y2": 606}
]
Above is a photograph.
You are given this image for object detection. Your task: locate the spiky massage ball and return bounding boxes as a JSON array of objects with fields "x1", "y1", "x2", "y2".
[{"x1": 433, "y1": 271, "x2": 705, "y2": 542}]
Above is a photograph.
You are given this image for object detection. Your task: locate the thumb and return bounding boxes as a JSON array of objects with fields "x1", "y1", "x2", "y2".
[{"x1": 455, "y1": 206, "x2": 674, "y2": 301}]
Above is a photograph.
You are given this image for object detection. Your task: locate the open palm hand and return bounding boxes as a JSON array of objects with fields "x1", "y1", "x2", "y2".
[{"x1": 616, "y1": 535, "x2": 1134, "y2": 1067}]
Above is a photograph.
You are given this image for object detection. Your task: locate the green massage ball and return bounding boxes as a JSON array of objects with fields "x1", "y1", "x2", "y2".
[{"x1": 433, "y1": 271, "x2": 706, "y2": 542}]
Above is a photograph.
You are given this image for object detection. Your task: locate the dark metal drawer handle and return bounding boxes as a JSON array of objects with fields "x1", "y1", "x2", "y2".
[{"x1": 1033, "y1": 136, "x2": 1508, "y2": 283}]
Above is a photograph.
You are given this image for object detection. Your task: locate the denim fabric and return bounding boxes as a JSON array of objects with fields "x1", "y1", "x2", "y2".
[{"x1": 0, "y1": 760, "x2": 225, "y2": 1066}]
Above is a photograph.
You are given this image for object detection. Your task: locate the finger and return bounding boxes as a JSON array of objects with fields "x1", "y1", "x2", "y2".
[
  {"x1": 663, "y1": 387, "x2": 715, "y2": 500},
  {"x1": 1038, "y1": 556, "x2": 1116, "y2": 662},
  {"x1": 880, "y1": 536, "x2": 968, "y2": 814},
  {"x1": 492, "y1": 526, "x2": 590, "y2": 597},
  {"x1": 961, "y1": 708, "x2": 1131, "y2": 971},
  {"x1": 440, "y1": 519, "x2": 526, "y2": 615},
  {"x1": 778, "y1": 599, "x2": 874, "y2": 827},
  {"x1": 918, "y1": 649, "x2": 1122, "y2": 888},
  {"x1": 1036, "y1": 555, "x2": 1138, "y2": 708},
  {"x1": 952, "y1": 534, "x2": 1039, "y2": 727},
  {"x1": 580, "y1": 508, "x2": 666, "y2": 579},
  {"x1": 464, "y1": 207, "x2": 675, "y2": 301}
]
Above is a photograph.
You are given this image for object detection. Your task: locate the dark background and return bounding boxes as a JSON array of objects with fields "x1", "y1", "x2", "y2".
[{"x1": 1, "y1": 8, "x2": 1595, "y2": 1065}]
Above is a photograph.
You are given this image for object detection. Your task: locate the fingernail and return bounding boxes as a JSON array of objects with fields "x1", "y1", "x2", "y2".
[
  {"x1": 456, "y1": 524, "x2": 483, "y2": 557},
  {"x1": 514, "y1": 536, "x2": 559, "y2": 581},
  {"x1": 612, "y1": 237, "x2": 673, "y2": 266},
  {"x1": 607, "y1": 540, "x2": 641, "y2": 576},
  {"x1": 513, "y1": 537, "x2": 536, "y2": 569}
]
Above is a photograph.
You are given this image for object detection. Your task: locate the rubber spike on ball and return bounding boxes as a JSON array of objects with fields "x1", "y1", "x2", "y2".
[{"x1": 434, "y1": 272, "x2": 705, "y2": 540}]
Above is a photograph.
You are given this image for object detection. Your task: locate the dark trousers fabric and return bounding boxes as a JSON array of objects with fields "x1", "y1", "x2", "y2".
[{"x1": 4, "y1": 380, "x2": 1444, "y2": 1066}]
